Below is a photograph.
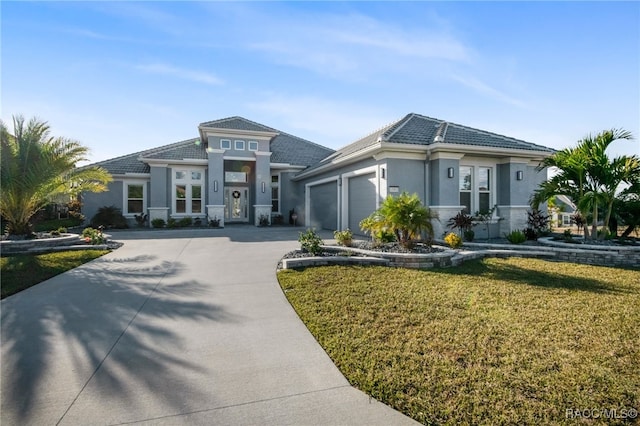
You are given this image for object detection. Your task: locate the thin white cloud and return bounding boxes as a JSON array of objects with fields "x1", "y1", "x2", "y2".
[
  {"x1": 135, "y1": 63, "x2": 224, "y2": 86},
  {"x1": 450, "y1": 74, "x2": 527, "y2": 108},
  {"x1": 245, "y1": 11, "x2": 472, "y2": 80}
]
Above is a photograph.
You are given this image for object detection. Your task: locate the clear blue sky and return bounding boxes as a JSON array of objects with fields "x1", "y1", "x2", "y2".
[{"x1": 2, "y1": 1, "x2": 639, "y2": 164}]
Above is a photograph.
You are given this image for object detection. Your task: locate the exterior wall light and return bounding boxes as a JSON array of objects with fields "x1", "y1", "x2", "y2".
[
  {"x1": 261, "y1": 181, "x2": 266, "y2": 193},
  {"x1": 516, "y1": 171, "x2": 523, "y2": 181},
  {"x1": 447, "y1": 167, "x2": 455, "y2": 178},
  {"x1": 213, "y1": 180, "x2": 218, "y2": 192}
]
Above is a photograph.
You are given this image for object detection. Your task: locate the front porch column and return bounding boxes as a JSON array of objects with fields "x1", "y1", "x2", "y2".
[
  {"x1": 148, "y1": 164, "x2": 169, "y2": 227},
  {"x1": 207, "y1": 147, "x2": 225, "y2": 227},
  {"x1": 254, "y1": 151, "x2": 273, "y2": 226}
]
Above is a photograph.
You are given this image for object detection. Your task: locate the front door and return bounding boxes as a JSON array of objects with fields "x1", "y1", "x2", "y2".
[{"x1": 224, "y1": 187, "x2": 249, "y2": 222}]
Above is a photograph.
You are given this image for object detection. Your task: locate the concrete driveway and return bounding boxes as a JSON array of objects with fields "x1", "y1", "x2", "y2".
[{"x1": 1, "y1": 227, "x2": 418, "y2": 425}]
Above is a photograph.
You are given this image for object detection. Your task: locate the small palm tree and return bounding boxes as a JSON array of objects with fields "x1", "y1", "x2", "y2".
[
  {"x1": 369, "y1": 192, "x2": 438, "y2": 248},
  {"x1": 1, "y1": 115, "x2": 112, "y2": 236}
]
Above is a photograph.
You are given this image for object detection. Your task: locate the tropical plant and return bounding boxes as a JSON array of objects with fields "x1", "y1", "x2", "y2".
[
  {"x1": 447, "y1": 211, "x2": 473, "y2": 237},
  {"x1": 0, "y1": 115, "x2": 112, "y2": 236},
  {"x1": 526, "y1": 209, "x2": 550, "y2": 240},
  {"x1": 362, "y1": 192, "x2": 438, "y2": 248},
  {"x1": 359, "y1": 213, "x2": 395, "y2": 244},
  {"x1": 178, "y1": 216, "x2": 193, "y2": 227},
  {"x1": 90, "y1": 205, "x2": 128, "y2": 229},
  {"x1": 299, "y1": 228, "x2": 324, "y2": 255},
  {"x1": 333, "y1": 229, "x2": 353, "y2": 247},
  {"x1": 532, "y1": 129, "x2": 638, "y2": 240},
  {"x1": 134, "y1": 213, "x2": 148, "y2": 227}
]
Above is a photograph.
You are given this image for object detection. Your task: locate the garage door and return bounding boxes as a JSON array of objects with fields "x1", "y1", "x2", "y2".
[
  {"x1": 309, "y1": 181, "x2": 338, "y2": 230},
  {"x1": 348, "y1": 173, "x2": 377, "y2": 233}
]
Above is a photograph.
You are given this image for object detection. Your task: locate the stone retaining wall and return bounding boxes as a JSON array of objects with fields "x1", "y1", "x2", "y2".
[{"x1": 0, "y1": 234, "x2": 81, "y2": 255}]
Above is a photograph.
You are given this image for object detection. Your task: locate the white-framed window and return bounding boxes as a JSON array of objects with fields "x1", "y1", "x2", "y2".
[
  {"x1": 459, "y1": 165, "x2": 494, "y2": 215},
  {"x1": 248, "y1": 141, "x2": 259, "y2": 151},
  {"x1": 271, "y1": 174, "x2": 280, "y2": 213},
  {"x1": 173, "y1": 168, "x2": 204, "y2": 215},
  {"x1": 220, "y1": 139, "x2": 231, "y2": 150},
  {"x1": 124, "y1": 181, "x2": 147, "y2": 216},
  {"x1": 234, "y1": 140, "x2": 245, "y2": 150}
]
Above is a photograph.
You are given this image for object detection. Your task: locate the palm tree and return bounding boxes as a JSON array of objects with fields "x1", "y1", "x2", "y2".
[
  {"x1": 532, "y1": 129, "x2": 637, "y2": 240},
  {"x1": 1, "y1": 115, "x2": 112, "y2": 236}
]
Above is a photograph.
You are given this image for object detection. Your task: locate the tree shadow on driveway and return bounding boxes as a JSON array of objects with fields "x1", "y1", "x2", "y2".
[{"x1": 1, "y1": 252, "x2": 238, "y2": 425}]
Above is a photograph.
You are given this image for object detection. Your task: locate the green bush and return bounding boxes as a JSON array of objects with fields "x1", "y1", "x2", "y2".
[
  {"x1": 167, "y1": 218, "x2": 178, "y2": 229},
  {"x1": 90, "y1": 205, "x2": 128, "y2": 229},
  {"x1": 463, "y1": 229, "x2": 475, "y2": 242},
  {"x1": 81, "y1": 227, "x2": 106, "y2": 245},
  {"x1": 333, "y1": 229, "x2": 353, "y2": 246},
  {"x1": 444, "y1": 232, "x2": 463, "y2": 248},
  {"x1": 151, "y1": 218, "x2": 165, "y2": 228},
  {"x1": 178, "y1": 217, "x2": 193, "y2": 227},
  {"x1": 505, "y1": 229, "x2": 526, "y2": 244},
  {"x1": 299, "y1": 228, "x2": 324, "y2": 256}
]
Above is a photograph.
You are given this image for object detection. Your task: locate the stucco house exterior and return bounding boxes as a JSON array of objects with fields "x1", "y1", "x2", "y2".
[{"x1": 82, "y1": 113, "x2": 555, "y2": 237}]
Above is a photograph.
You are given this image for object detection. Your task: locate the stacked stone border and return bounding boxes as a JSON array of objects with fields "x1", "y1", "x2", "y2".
[
  {"x1": 281, "y1": 238, "x2": 640, "y2": 270},
  {"x1": 0, "y1": 234, "x2": 110, "y2": 255}
]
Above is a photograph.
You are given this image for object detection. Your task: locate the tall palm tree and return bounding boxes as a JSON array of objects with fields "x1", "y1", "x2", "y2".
[
  {"x1": 532, "y1": 129, "x2": 637, "y2": 240},
  {"x1": 1, "y1": 115, "x2": 112, "y2": 236}
]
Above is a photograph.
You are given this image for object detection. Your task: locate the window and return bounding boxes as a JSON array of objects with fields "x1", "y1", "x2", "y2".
[
  {"x1": 271, "y1": 174, "x2": 280, "y2": 212},
  {"x1": 125, "y1": 183, "x2": 146, "y2": 215},
  {"x1": 459, "y1": 165, "x2": 493, "y2": 215},
  {"x1": 248, "y1": 141, "x2": 259, "y2": 151},
  {"x1": 234, "y1": 140, "x2": 245, "y2": 150},
  {"x1": 225, "y1": 171, "x2": 247, "y2": 183},
  {"x1": 220, "y1": 139, "x2": 231, "y2": 150},
  {"x1": 459, "y1": 166, "x2": 472, "y2": 214},
  {"x1": 173, "y1": 168, "x2": 204, "y2": 215}
]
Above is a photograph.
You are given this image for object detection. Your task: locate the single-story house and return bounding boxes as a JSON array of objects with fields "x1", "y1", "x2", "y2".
[{"x1": 81, "y1": 113, "x2": 555, "y2": 237}]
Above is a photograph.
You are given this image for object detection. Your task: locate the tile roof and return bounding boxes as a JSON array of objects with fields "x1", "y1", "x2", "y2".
[
  {"x1": 314, "y1": 113, "x2": 554, "y2": 167},
  {"x1": 86, "y1": 117, "x2": 335, "y2": 174}
]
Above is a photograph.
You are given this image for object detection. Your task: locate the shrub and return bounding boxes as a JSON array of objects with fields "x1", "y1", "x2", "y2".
[
  {"x1": 524, "y1": 228, "x2": 538, "y2": 241},
  {"x1": 178, "y1": 217, "x2": 193, "y2": 227},
  {"x1": 209, "y1": 217, "x2": 221, "y2": 227},
  {"x1": 151, "y1": 218, "x2": 165, "y2": 228},
  {"x1": 167, "y1": 218, "x2": 178, "y2": 228},
  {"x1": 563, "y1": 229, "x2": 573, "y2": 241},
  {"x1": 299, "y1": 228, "x2": 324, "y2": 256},
  {"x1": 463, "y1": 229, "x2": 475, "y2": 242},
  {"x1": 259, "y1": 214, "x2": 270, "y2": 227},
  {"x1": 134, "y1": 213, "x2": 148, "y2": 227},
  {"x1": 81, "y1": 227, "x2": 106, "y2": 245},
  {"x1": 333, "y1": 229, "x2": 353, "y2": 247},
  {"x1": 505, "y1": 229, "x2": 526, "y2": 244},
  {"x1": 90, "y1": 206, "x2": 128, "y2": 229},
  {"x1": 360, "y1": 213, "x2": 396, "y2": 245},
  {"x1": 444, "y1": 232, "x2": 463, "y2": 248}
]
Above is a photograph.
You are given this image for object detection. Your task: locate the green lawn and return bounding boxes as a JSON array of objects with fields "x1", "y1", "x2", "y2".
[
  {"x1": 278, "y1": 259, "x2": 640, "y2": 425},
  {"x1": 1, "y1": 250, "x2": 109, "y2": 299}
]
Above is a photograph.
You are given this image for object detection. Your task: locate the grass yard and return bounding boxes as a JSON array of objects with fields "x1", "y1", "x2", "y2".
[
  {"x1": 1, "y1": 250, "x2": 109, "y2": 299},
  {"x1": 278, "y1": 258, "x2": 640, "y2": 425}
]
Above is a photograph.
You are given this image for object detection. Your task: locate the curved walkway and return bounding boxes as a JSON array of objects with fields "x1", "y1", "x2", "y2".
[{"x1": 1, "y1": 227, "x2": 418, "y2": 425}]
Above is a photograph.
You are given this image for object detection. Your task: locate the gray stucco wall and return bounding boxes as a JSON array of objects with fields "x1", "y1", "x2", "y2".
[
  {"x1": 386, "y1": 159, "x2": 426, "y2": 204},
  {"x1": 280, "y1": 172, "x2": 303, "y2": 224},
  {"x1": 429, "y1": 159, "x2": 459, "y2": 206},
  {"x1": 150, "y1": 166, "x2": 168, "y2": 207},
  {"x1": 81, "y1": 181, "x2": 123, "y2": 224}
]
